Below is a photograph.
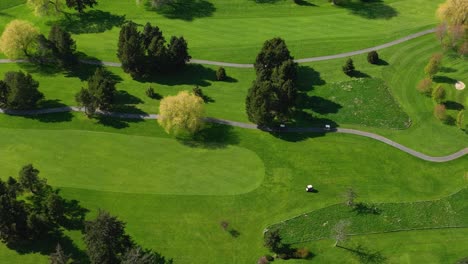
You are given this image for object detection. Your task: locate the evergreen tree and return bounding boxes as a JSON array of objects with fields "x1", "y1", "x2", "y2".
[
  {"x1": 254, "y1": 38, "x2": 293, "y2": 78},
  {"x1": 246, "y1": 80, "x2": 276, "y2": 126},
  {"x1": 246, "y1": 38, "x2": 297, "y2": 125},
  {"x1": 87, "y1": 68, "x2": 116, "y2": 110},
  {"x1": 167, "y1": 36, "x2": 191, "y2": 70},
  {"x1": 0, "y1": 178, "x2": 30, "y2": 243},
  {"x1": 65, "y1": 0, "x2": 98, "y2": 13},
  {"x1": 342, "y1": 58, "x2": 355, "y2": 75},
  {"x1": 18, "y1": 164, "x2": 46, "y2": 195},
  {"x1": 367, "y1": 51, "x2": 379, "y2": 64},
  {"x1": 216, "y1": 67, "x2": 226, "y2": 81},
  {"x1": 117, "y1": 22, "x2": 145, "y2": 78},
  {"x1": 1, "y1": 71, "x2": 43, "y2": 110},
  {"x1": 84, "y1": 210, "x2": 133, "y2": 264},
  {"x1": 121, "y1": 247, "x2": 173, "y2": 264},
  {"x1": 48, "y1": 25, "x2": 77, "y2": 66},
  {"x1": 75, "y1": 88, "x2": 97, "y2": 116}
]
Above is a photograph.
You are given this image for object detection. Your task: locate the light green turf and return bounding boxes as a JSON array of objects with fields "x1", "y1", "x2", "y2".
[
  {"x1": 0, "y1": 115, "x2": 466, "y2": 263},
  {"x1": 0, "y1": 0, "x2": 443, "y2": 62},
  {"x1": 0, "y1": 128, "x2": 264, "y2": 195}
]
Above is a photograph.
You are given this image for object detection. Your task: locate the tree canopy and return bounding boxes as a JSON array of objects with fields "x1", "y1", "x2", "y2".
[
  {"x1": 246, "y1": 38, "x2": 298, "y2": 126},
  {"x1": 75, "y1": 68, "x2": 117, "y2": 116},
  {"x1": 84, "y1": 210, "x2": 133, "y2": 264},
  {"x1": 158, "y1": 91, "x2": 205, "y2": 136},
  {"x1": 0, "y1": 20, "x2": 39, "y2": 59},
  {"x1": 0, "y1": 71, "x2": 44, "y2": 110},
  {"x1": 117, "y1": 21, "x2": 190, "y2": 78}
]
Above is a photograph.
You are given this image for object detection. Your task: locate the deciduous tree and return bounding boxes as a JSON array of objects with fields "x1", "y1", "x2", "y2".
[
  {"x1": 0, "y1": 20, "x2": 39, "y2": 58},
  {"x1": 424, "y1": 53, "x2": 442, "y2": 78},
  {"x1": 332, "y1": 220, "x2": 350, "y2": 247},
  {"x1": 432, "y1": 85, "x2": 446, "y2": 103},
  {"x1": 158, "y1": 91, "x2": 205, "y2": 136}
]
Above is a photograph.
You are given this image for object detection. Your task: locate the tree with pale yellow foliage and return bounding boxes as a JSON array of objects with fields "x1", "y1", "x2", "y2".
[
  {"x1": 27, "y1": 0, "x2": 63, "y2": 16},
  {"x1": 0, "y1": 20, "x2": 39, "y2": 59},
  {"x1": 158, "y1": 91, "x2": 205, "y2": 136},
  {"x1": 436, "y1": 0, "x2": 467, "y2": 54}
]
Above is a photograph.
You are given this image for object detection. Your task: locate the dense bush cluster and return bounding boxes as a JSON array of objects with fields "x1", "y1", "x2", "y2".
[
  {"x1": 34, "y1": 25, "x2": 78, "y2": 67},
  {"x1": 246, "y1": 38, "x2": 298, "y2": 126},
  {"x1": 117, "y1": 21, "x2": 191, "y2": 78}
]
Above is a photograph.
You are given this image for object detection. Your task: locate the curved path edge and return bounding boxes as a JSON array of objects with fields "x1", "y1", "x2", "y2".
[
  {"x1": 0, "y1": 29, "x2": 436, "y2": 68},
  {"x1": 1, "y1": 106, "x2": 466, "y2": 163}
]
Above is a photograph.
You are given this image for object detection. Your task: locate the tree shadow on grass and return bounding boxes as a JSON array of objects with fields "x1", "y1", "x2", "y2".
[
  {"x1": 178, "y1": 123, "x2": 240, "y2": 149},
  {"x1": 49, "y1": 10, "x2": 126, "y2": 34},
  {"x1": 297, "y1": 66, "x2": 326, "y2": 92},
  {"x1": 135, "y1": 64, "x2": 217, "y2": 87},
  {"x1": 352, "y1": 202, "x2": 382, "y2": 215},
  {"x1": 115, "y1": 91, "x2": 144, "y2": 105},
  {"x1": 7, "y1": 231, "x2": 89, "y2": 263},
  {"x1": 298, "y1": 94, "x2": 343, "y2": 115},
  {"x1": 252, "y1": 0, "x2": 281, "y2": 3},
  {"x1": 339, "y1": 244, "x2": 387, "y2": 264},
  {"x1": 375, "y1": 59, "x2": 389, "y2": 66},
  {"x1": 433, "y1": 75, "x2": 457, "y2": 84},
  {"x1": 444, "y1": 101, "x2": 465, "y2": 111},
  {"x1": 95, "y1": 114, "x2": 144, "y2": 129},
  {"x1": 338, "y1": 0, "x2": 398, "y2": 20},
  {"x1": 147, "y1": 0, "x2": 215, "y2": 21},
  {"x1": 347, "y1": 70, "x2": 371, "y2": 78},
  {"x1": 16, "y1": 100, "x2": 74, "y2": 123},
  {"x1": 293, "y1": 0, "x2": 317, "y2": 6}
]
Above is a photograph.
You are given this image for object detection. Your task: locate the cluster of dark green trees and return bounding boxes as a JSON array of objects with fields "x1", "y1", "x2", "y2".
[
  {"x1": 0, "y1": 164, "x2": 171, "y2": 264},
  {"x1": 75, "y1": 68, "x2": 117, "y2": 116},
  {"x1": 0, "y1": 71, "x2": 43, "y2": 110},
  {"x1": 83, "y1": 210, "x2": 172, "y2": 264},
  {"x1": 117, "y1": 21, "x2": 191, "y2": 78},
  {"x1": 245, "y1": 38, "x2": 298, "y2": 126},
  {"x1": 0, "y1": 165, "x2": 84, "y2": 244},
  {"x1": 34, "y1": 25, "x2": 77, "y2": 68}
]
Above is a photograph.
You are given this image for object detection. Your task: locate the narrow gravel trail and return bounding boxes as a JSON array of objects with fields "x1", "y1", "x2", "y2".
[{"x1": 1, "y1": 106, "x2": 466, "y2": 163}]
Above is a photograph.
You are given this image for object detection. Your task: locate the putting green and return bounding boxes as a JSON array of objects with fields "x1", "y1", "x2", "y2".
[{"x1": 0, "y1": 128, "x2": 265, "y2": 195}]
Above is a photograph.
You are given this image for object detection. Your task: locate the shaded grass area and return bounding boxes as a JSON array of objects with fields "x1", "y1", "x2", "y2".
[
  {"x1": 271, "y1": 188, "x2": 468, "y2": 244},
  {"x1": 297, "y1": 78, "x2": 410, "y2": 129}
]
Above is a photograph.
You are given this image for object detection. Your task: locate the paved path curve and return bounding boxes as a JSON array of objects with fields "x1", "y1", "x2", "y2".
[
  {"x1": 0, "y1": 29, "x2": 436, "y2": 68},
  {"x1": 1, "y1": 106, "x2": 466, "y2": 163}
]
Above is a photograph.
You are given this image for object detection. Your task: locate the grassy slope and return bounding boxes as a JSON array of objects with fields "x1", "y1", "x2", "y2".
[
  {"x1": 1, "y1": 0, "x2": 442, "y2": 62},
  {"x1": 0, "y1": 115, "x2": 466, "y2": 263}
]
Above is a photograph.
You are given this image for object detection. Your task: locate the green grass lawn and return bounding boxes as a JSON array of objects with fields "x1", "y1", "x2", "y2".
[
  {"x1": 0, "y1": 114, "x2": 466, "y2": 263},
  {"x1": 270, "y1": 188, "x2": 468, "y2": 244},
  {"x1": 0, "y1": 128, "x2": 264, "y2": 195},
  {"x1": 0, "y1": 0, "x2": 443, "y2": 63},
  {"x1": 0, "y1": 0, "x2": 466, "y2": 263}
]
